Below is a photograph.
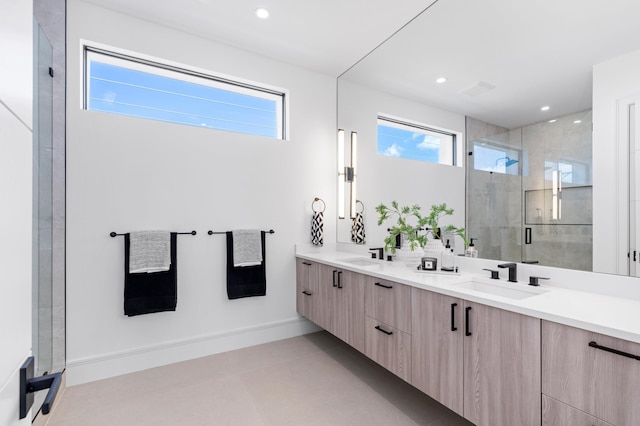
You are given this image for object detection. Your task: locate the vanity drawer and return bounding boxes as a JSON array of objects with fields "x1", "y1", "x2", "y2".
[
  {"x1": 364, "y1": 316, "x2": 411, "y2": 382},
  {"x1": 295, "y1": 258, "x2": 319, "y2": 323},
  {"x1": 365, "y1": 278, "x2": 411, "y2": 334},
  {"x1": 542, "y1": 320, "x2": 640, "y2": 426},
  {"x1": 542, "y1": 395, "x2": 612, "y2": 426}
]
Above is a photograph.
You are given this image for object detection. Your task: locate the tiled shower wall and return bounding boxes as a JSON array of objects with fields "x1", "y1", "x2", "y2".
[{"x1": 466, "y1": 113, "x2": 593, "y2": 271}]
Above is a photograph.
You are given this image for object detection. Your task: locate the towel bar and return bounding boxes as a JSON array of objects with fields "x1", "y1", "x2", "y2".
[
  {"x1": 110, "y1": 231, "x2": 196, "y2": 237},
  {"x1": 208, "y1": 229, "x2": 275, "y2": 235}
]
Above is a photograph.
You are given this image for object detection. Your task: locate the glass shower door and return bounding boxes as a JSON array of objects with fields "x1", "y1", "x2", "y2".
[
  {"x1": 466, "y1": 119, "x2": 523, "y2": 263},
  {"x1": 33, "y1": 21, "x2": 54, "y2": 381},
  {"x1": 521, "y1": 111, "x2": 592, "y2": 270}
]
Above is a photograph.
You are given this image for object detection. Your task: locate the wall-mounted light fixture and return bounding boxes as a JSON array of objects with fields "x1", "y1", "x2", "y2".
[
  {"x1": 337, "y1": 129, "x2": 357, "y2": 219},
  {"x1": 551, "y1": 170, "x2": 562, "y2": 220}
]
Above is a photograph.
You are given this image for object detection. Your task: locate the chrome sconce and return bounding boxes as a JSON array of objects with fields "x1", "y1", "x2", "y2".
[{"x1": 338, "y1": 129, "x2": 357, "y2": 219}]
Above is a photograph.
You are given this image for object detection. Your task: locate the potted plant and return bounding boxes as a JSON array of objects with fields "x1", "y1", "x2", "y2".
[
  {"x1": 424, "y1": 203, "x2": 467, "y2": 244},
  {"x1": 375, "y1": 201, "x2": 428, "y2": 253}
]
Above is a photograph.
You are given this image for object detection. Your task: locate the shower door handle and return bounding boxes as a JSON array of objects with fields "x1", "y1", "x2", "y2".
[{"x1": 19, "y1": 356, "x2": 62, "y2": 419}]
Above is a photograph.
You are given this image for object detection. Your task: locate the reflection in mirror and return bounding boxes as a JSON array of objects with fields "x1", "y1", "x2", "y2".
[
  {"x1": 337, "y1": 0, "x2": 640, "y2": 274},
  {"x1": 337, "y1": 78, "x2": 466, "y2": 252},
  {"x1": 467, "y1": 111, "x2": 592, "y2": 271}
]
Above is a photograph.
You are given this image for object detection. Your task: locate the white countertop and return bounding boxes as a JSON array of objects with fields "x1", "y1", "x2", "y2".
[{"x1": 296, "y1": 247, "x2": 640, "y2": 345}]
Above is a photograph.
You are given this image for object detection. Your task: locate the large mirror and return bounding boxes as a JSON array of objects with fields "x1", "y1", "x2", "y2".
[{"x1": 337, "y1": 0, "x2": 640, "y2": 275}]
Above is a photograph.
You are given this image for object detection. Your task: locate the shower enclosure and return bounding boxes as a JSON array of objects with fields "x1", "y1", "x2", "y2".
[
  {"x1": 33, "y1": 21, "x2": 55, "y2": 379},
  {"x1": 466, "y1": 111, "x2": 593, "y2": 271}
]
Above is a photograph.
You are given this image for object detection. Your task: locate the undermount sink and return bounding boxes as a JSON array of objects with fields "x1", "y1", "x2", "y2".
[
  {"x1": 339, "y1": 258, "x2": 381, "y2": 267},
  {"x1": 452, "y1": 280, "x2": 547, "y2": 300}
]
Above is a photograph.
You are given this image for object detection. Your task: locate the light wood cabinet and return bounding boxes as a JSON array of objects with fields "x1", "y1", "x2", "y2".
[
  {"x1": 364, "y1": 317, "x2": 412, "y2": 382},
  {"x1": 365, "y1": 277, "x2": 411, "y2": 333},
  {"x1": 542, "y1": 395, "x2": 613, "y2": 426},
  {"x1": 318, "y1": 264, "x2": 365, "y2": 353},
  {"x1": 542, "y1": 320, "x2": 640, "y2": 426},
  {"x1": 412, "y1": 287, "x2": 541, "y2": 426},
  {"x1": 411, "y1": 288, "x2": 464, "y2": 416},
  {"x1": 295, "y1": 258, "x2": 319, "y2": 323},
  {"x1": 463, "y1": 301, "x2": 541, "y2": 426},
  {"x1": 364, "y1": 278, "x2": 412, "y2": 381},
  {"x1": 295, "y1": 257, "x2": 640, "y2": 426}
]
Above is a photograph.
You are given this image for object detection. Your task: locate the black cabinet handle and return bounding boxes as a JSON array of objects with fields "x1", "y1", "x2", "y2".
[
  {"x1": 302, "y1": 290, "x2": 313, "y2": 296},
  {"x1": 589, "y1": 341, "x2": 640, "y2": 361},
  {"x1": 465, "y1": 306, "x2": 472, "y2": 336},
  {"x1": 337, "y1": 271, "x2": 343, "y2": 289},
  {"x1": 451, "y1": 303, "x2": 458, "y2": 331},
  {"x1": 374, "y1": 282, "x2": 393, "y2": 289},
  {"x1": 375, "y1": 325, "x2": 393, "y2": 336},
  {"x1": 332, "y1": 270, "x2": 337, "y2": 287},
  {"x1": 525, "y1": 227, "x2": 532, "y2": 244},
  {"x1": 302, "y1": 261, "x2": 312, "y2": 266}
]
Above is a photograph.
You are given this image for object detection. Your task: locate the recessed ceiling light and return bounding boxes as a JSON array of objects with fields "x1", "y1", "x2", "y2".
[
  {"x1": 541, "y1": 106, "x2": 550, "y2": 111},
  {"x1": 436, "y1": 77, "x2": 447, "y2": 84},
  {"x1": 255, "y1": 8, "x2": 270, "y2": 19},
  {"x1": 574, "y1": 120, "x2": 582, "y2": 124},
  {"x1": 549, "y1": 119, "x2": 557, "y2": 123}
]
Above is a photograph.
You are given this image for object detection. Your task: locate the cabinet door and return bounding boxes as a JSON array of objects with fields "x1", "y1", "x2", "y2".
[
  {"x1": 365, "y1": 278, "x2": 411, "y2": 333},
  {"x1": 463, "y1": 302, "x2": 541, "y2": 426},
  {"x1": 335, "y1": 270, "x2": 365, "y2": 353},
  {"x1": 542, "y1": 320, "x2": 640, "y2": 426},
  {"x1": 316, "y1": 266, "x2": 365, "y2": 353},
  {"x1": 317, "y1": 264, "x2": 338, "y2": 333},
  {"x1": 411, "y1": 288, "x2": 463, "y2": 416},
  {"x1": 542, "y1": 395, "x2": 613, "y2": 426},
  {"x1": 295, "y1": 259, "x2": 319, "y2": 322},
  {"x1": 365, "y1": 317, "x2": 411, "y2": 382}
]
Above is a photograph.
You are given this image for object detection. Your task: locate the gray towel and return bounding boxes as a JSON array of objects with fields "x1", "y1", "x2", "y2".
[
  {"x1": 129, "y1": 230, "x2": 171, "y2": 273},
  {"x1": 232, "y1": 229, "x2": 263, "y2": 267}
]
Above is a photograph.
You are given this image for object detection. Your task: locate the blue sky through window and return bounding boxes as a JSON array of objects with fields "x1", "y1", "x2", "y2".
[
  {"x1": 86, "y1": 51, "x2": 285, "y2": 139},
  {"x1": 377, "y1": 117, "x2": 457, "y2": 165}
]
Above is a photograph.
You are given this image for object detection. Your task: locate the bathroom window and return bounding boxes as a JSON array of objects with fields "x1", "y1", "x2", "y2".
[
  {"x1": 83, "y1": 46, "x2": 287, "y2": 139},
  {"x1": 377, "y1": 116, "x2": 458, "y2": 165},
  {"x1": 472, "y1": 140, "x2": 521, "y2": 175}
]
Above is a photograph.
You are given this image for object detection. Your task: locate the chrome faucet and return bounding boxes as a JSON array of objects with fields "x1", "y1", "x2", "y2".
[{"x1": 498, "y1": 263, "x2": 518, "y2": 282}]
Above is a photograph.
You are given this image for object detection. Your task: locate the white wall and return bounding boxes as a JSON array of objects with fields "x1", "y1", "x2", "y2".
[
  {"x1": 337, "y1": 79, "x2": 466, "y2": 251},
  {"x1": 593, "y1": 49, "x2": 640, "y2": 274},
  {"x1": 66, "y1": 0, "x2": 333, "y2": 385},
  {"x1": 0, "y1": 0, "x2": 33, "y2": 423}
]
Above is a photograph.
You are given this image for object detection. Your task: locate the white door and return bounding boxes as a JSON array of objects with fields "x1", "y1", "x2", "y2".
[{"x1": 0, "y1": 0, "x2": 34, "y2": 424}]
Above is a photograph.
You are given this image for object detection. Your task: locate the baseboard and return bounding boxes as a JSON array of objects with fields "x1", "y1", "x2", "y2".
[{"x1": 65, "y1": 317, "x2": 321, "y2": 386}]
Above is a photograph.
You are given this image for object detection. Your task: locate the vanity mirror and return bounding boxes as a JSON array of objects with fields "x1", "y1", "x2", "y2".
[{"x1": 336, "y1": 0, "x2": 640, "y2": 276}]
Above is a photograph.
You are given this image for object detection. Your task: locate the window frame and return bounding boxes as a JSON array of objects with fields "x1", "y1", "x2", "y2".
[
  {"x1": 82, "y1": 43, "x2": 288, "y2": 140},
  {"x1": 377, "y1": 115, "x2": 461, "y2": 166}
]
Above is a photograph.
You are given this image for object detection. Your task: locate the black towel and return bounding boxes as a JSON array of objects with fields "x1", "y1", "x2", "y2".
[
  {"x1": 124, "y1": 232, "x2": 177, "y2": 316},
  {"x1": 226, "y1": 231, "x2": 266, "y2": 299}
]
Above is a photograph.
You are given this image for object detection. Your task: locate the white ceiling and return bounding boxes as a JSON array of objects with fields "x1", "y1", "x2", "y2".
[
  {"x1": 83, "y1": 0, "x2": 640, "y2": 129},
  {"x1": 341, "y1": 0, "x2": 640, "y2": 128},
  {"x1": 83, "y1": 0, "x2": 435, "y2": 76}
]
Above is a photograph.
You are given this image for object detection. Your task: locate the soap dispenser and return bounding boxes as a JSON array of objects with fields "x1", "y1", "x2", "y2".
[
  {"x1": 441, "y1": 239, "x2": 455, "y2": 271},
  {"x1": 465, "y1": 238, "x2": 478, "y2": 258}
]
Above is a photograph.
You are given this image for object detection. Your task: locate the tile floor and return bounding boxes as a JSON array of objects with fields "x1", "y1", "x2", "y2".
[{"x1": 44, "y1": 331, "x2": 472, "y2": 425}]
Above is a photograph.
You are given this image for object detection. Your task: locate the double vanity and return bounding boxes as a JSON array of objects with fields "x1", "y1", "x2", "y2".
[{"x1": 295, "y1": 247, "x2": 640, "y2": 426}]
